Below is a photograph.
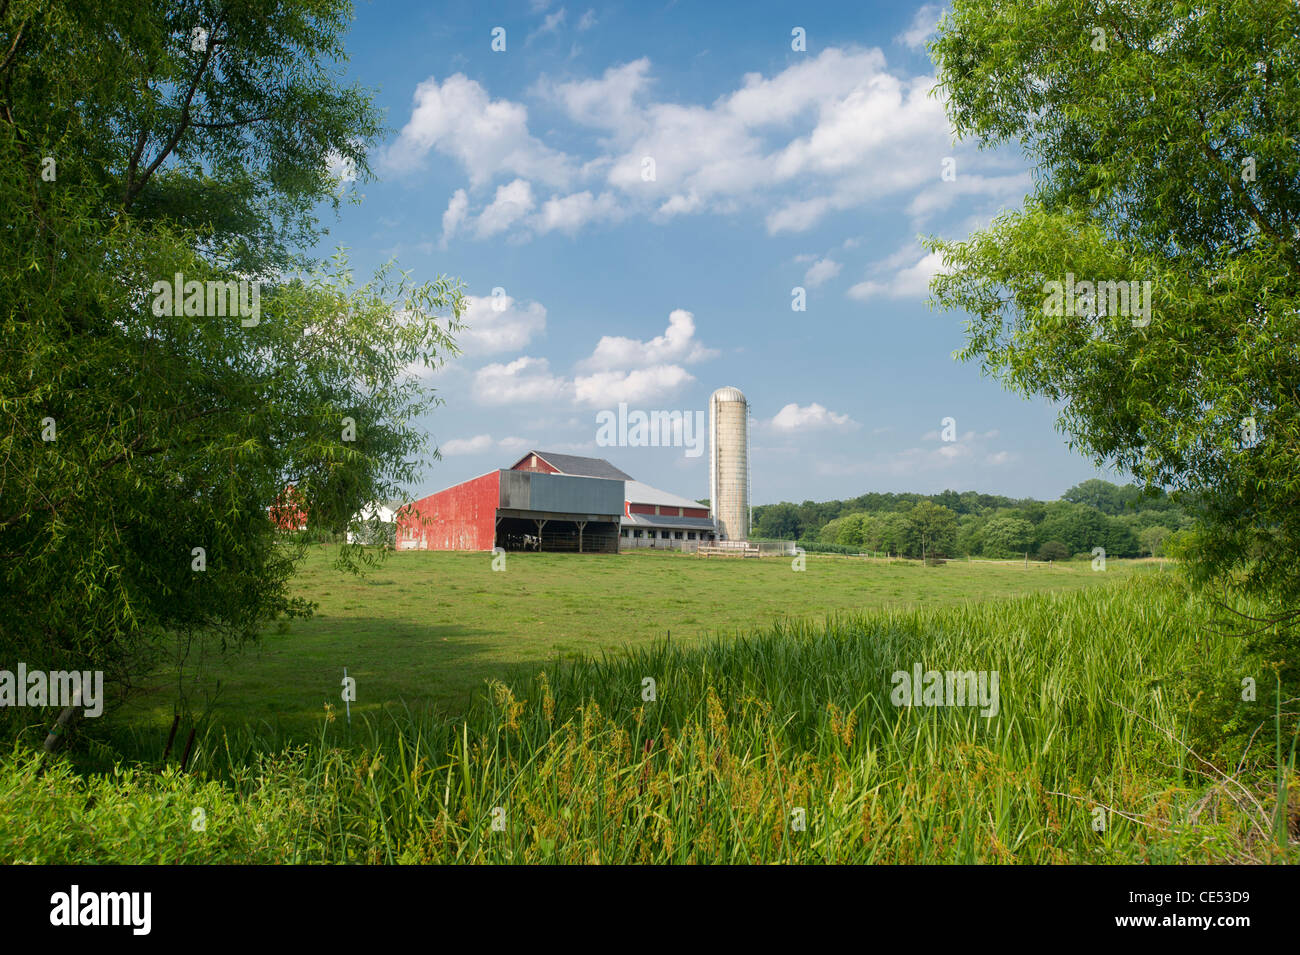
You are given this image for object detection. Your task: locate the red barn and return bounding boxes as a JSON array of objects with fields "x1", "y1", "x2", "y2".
[{"x1": 397, "y1": 462, "x2": 625, "y2": 553}]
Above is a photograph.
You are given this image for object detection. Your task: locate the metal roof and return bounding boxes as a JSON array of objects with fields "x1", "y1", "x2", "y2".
[
  {"x1": 622, "y1": 513, "x2": 717, "y2": 529},
  {"x1": 624, "y1": 479, "x2": 707, "y2": 510},
  {"x1": 529, "y1": 450, "x2": 634, "y2": 481}
]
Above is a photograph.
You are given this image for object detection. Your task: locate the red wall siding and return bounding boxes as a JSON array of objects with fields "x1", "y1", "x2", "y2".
[
  {"x1": 509, "y1": 452, "x2": 559, "y2": 474},
  {"x1": 398, "y1": 471, "x2": 499, "y2": 550},
  {"x1": 682, "y1": 506, "x2": 709, "y2": 518},
  {"x1": 628, "y1": 502, "x2": 656, "y2": 515}
]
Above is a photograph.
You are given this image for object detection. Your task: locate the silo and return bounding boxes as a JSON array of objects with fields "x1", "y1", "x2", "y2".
[{"x1": 709, "y1": 386, "x2": 750, "y2": 541}]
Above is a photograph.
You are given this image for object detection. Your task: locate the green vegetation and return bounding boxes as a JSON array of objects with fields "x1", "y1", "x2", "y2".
[
  {"x1": 754, "y1": 478, "x2": 1190, "y2": 560},
  {"x1": 4, "y1": 574, "x2": 1293, "y2": 864},
  {"x1": 928, "y1": 0, "x2": 1299, "y2": 689},
  {"x1": 0, "y1": 1, "x2": 462, "y2": 711},
  {"x1": 102, "y1": 547, "x2": 1153, "y2": 735}
]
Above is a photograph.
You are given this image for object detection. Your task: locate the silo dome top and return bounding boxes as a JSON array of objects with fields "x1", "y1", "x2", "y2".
[{"x1": 711, "y1": 386, "x2": 747, "y2": 403}]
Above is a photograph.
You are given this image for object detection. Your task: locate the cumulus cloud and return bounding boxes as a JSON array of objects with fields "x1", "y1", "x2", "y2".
[
  {"x1": 384, "y1": 74, "x2": 574, "y2": 187},
  {"x1": 473, "y1": 356, "x2": 570, "y2": 405},
  {"x1": 573, "y1": 365, "x2": 695, "y2": 406},
  {"x1": 390, "y1": 46, "x2": 1005, "y2": 243},
  {"x1": 440, "y1": 434, "x2": 495, "y2": 455},
  {"x1": 533, "y1": 189, "x2": 623, "y2": 234},
  {"x1": 905, "y1": 170, "x2": 1030, "y2": 223},
  {"x1": 803, "y1": 257, "x2": 842, "y2": 288},
  {"x1": 769, "y1": 402, "x2": 857, "y2": 431},
  {"x1": 536, "y1": 58, "x2": 651, "y2": 132},
  {"x1": 440, "y1": 188, "x2": 469, "y2": 245},
  {"x1": 896, "y1": 3, "x2": 943, "y2": 49},
  {"x1": 848, "y1": 249, "x2": 948, "y2": 301},
  {"x1": 475, "y1": 178, "x2": 536, "y2": 238},
  {"x1": 457, "y1": 294, "x2": 547, "y2": 355},
  {"x1": 580, "y1": 308, "x2": 716, "y2": 371},
  {"x1": 449, "y1": 302, "x2": 710, "y2": 410},
  {"x1": 441, "y1": 434, "x2": 536, "y2": 455}
]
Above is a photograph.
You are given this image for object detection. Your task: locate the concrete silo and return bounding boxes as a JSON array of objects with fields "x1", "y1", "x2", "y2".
[{"x1": 709, "y1": 386, "x2": 750, "y2": 541}]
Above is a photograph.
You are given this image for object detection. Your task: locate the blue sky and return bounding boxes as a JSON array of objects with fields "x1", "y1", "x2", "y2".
[{"x1": 318, "y1": 0, "x2": 1123, "y2": 505}]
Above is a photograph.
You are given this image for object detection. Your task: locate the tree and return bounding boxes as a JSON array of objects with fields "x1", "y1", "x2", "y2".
[
  {"x1": 754, "y1": 502, "x2": 802, "y2": 540},
  {"x1": 1140, "y1": 526, "x2": 1173, "y2": 558},
  {"x1": 908, "y1": 501, "x2": 959, "y2": 559},
  {"x1": 928, "y1": 0, "x2": 1300, "y2": 637},
  {"x1": 1062, "y1": 479, "x2": 1127, "y2": 516},
  {"x1": 0, "y1": 2, "x2": 464, "y2": 712},
  {"x1": 873, "y1": 512, "x2": 914, "y2": 556},
  {"x1": 1037, "y1": 540, "x2": 1071, "y2": 562},
  {"x1": 981, "y1": 516, "x2": 1035, "y2": 558}
]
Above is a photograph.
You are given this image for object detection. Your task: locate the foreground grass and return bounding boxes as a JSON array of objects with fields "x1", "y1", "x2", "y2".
[
  {"x1": 4, "y1": 573, "x2": 1294, "y2": 864},
  {"x1": 122, "y1": 546, "x2": 1157, "y2": 735}
]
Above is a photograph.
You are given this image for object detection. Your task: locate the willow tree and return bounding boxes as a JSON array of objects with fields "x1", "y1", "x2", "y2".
[
  {"x1": 0, "y1": 1, "x2": 463, "y2": 718},
  {"x1": 926, "y1": 1, "x2": 1299, "y2": 685}
]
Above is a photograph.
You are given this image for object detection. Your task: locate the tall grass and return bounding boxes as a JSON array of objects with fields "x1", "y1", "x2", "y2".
[{"x1": 2, "y1": 574, "x2": 1294, "y2": 863}]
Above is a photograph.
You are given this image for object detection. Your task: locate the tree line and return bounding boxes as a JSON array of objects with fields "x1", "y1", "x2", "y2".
[{"x1": 752, "y1": 479, "x2": 1192, "y2": 560}]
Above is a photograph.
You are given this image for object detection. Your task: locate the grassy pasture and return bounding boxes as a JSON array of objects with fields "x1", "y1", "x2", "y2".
[
  {"x1": 120, "y1": 547, "x2": 1157, "y2": 735},
  {"x1": 8, "y1": 571, "x2": 1291, "y2": 864}
]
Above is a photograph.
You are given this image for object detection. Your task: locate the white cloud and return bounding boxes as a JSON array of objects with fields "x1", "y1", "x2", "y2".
[
  {"x1": 905, "y1": 171, "x2": 1030, "y2": 223},
  {"x1": 475, "y1": 178, "x2": 536, "y2": 238},
  {"x1": 573, "y1": 365, "x2": 694, "y2": 406},
  {"x1": 580, "y1": 308, "x2": 717, "y2": 371},
  {"x1": 537, "y1": 58, "x2": 651, "y2": 131},
  {"x1": 325, "y1": 149, "x2": 358, "y2": 185},
  {"x1": 769, "y1": 402, "x2": 857, "y2": 431},
  {"x1": 457, "y1": 294, "x2": 547, "y2": 355},
  {"x1": 440, "y1": 188, "x2": 469, "y2": 245},
  {"x1": 847, "y1": 250, "x2": 948, "y2": 301},
  {"x1": 390, "y1": 46, "x2": 1005, "y2": 242},
  {"x1": 440, "y1": 434, "x2": 494, "y2": 455},
  {"x1": 896, "y1": 4, "x2": 943, "y2": 49},
  {"x1": 532, "y1": 189, "x2": 622, "y2": 234},
  {"x1": 441, "y1": 434, "x2": 538, "y2": 456},
  {"x1": 384, "y1": 74, "x2": 574, "y2": 187},
  {"x1": 577, "y1": 9, "x2": 597, "y2": 30},
  {"x1": 473, "y1": 356, "x2": 570, "y2": 405},
  {"x1": 497, "y1": 435, "x2": 534, "y2": 452},
  {"x1": 803, "y1": 257, "x2": 842, "y2": 288}
]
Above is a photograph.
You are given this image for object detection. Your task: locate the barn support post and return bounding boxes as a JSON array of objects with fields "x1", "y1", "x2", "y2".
[{"x1": 576, "y1": 520, "x2": 587, "y2": 553}]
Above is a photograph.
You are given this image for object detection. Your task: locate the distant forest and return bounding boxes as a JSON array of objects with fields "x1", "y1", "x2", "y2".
[{"x1": 751, "y1": 479, "x2": 1194, "y2": 560}]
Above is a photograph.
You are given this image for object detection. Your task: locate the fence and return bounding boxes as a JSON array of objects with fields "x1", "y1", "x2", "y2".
[
  {"x1": 698, "y1": 540, "x2": 796, "y2": 558},
  {"x1": 619, "y1": 537, "x2": 701, "y2": 553}
]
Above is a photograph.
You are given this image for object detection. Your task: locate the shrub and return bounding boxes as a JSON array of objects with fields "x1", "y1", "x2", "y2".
[{"x1": 1037, "y1": 540, "x2": 1071, "y2": 562}]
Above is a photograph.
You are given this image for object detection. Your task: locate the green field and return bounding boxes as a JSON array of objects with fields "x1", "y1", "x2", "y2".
[
  {"x1": 123, "y1": 547, "x2": 1158, "y2": 734},
  {"x1": 9, "y1": 568, "x2": 1289, "y2": 864}
]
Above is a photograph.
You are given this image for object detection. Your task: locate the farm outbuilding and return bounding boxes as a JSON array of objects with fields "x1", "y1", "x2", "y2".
[
  {"x1": 397, "y1": 466, "x2": 624, "y2": 553},
  {"x1": 398, "y1": 449, "x2": 717, "y2": 553},
  {"x1": 509, "y1": 450, "x2": 717, "y2": 548}
]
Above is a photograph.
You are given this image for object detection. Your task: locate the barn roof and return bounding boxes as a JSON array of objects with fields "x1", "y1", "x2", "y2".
[
  {"x1": 624, "y1": 479, "x2": 708, "y2": 510},
  {"x1": 623, "y1": 513, "x2": 717, "y2": 529},
  {"x1": 524, "y1": 450, "x2": 634, "y2": 481}
]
